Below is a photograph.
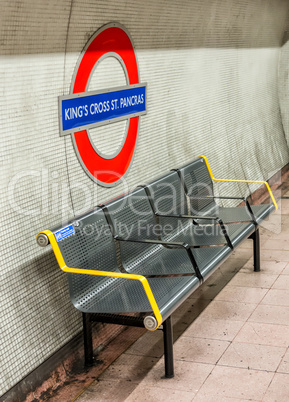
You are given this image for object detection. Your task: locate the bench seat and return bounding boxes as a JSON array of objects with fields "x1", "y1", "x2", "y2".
[{"x1": 216, "y1": 203, "x2": 275, "y2": 224}]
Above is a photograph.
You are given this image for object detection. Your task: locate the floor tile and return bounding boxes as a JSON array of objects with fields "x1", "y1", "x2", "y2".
[
  {"x1": 228, "y1": 272, "x2": 278, "y2": 288},
  {"x1": 173, "y1": 297, "x2": 210, "y2": 319},
  {"x1": 201, "y1": 269, "x2": 235, "y2": 286},
  {"x1": 215, "y1": 285, "x2": 267, "y2": 303},
  {"x1": 259, "y1": 216, "x2": 283, "y2": 236},
  {"x1": 174, "y1": 337, "x2": 230, "y2": 364},
  {"x1": 200, "y1": 300, "x2": 257, "y2": 322},
  {"x1": 277, "y1": 348, "x2": 289, "y2": 373},
  {"x1": 259, "y1": 249, "x2": 289, "y2": 262},
  {"x1": 279, "y1": 204, "x2": 289, "y2": 214},
  {"x1": 279, "y1": 198, "x2": 289, "y2": 208},
  {"x1": 240, "y1": 260, "x2": 287, "y2": 275},
  {"x1": 193, "y1": 396, "x2": 252, "y2": 402},
  {"x1": 281, "y1": 262, "x2": 289, "y2": 275},
  {"x1": 76, "y1": 380, "x2": 136, "y2": 401},
  {"x1": 99, "y1": 354, "x2": 159, "y2": 383},
  {"x1": 218, "y1": 258, "x2": 249, "y2": 274},
  {"x1": 234, "y1": 322, "x2": 289, "y2": 347},
  {"x1": 263, "y1": 232, "x2": 289, "y2": 242},
  {"x1": 263, "y1": 373, "x2": 289, "y2": 402},
  {"x1": 237, "y1": 239, "x2": 253, "y2": 249},
  {"x1": 191, "y1": 283, "x2": 228, "y2": 301},
  {"x1": 230, "y1": 248, "x2": 254, "y2": 260},
  {"x1": 248, "y1": 304, "x2": 289, "y2": 326},
  {"x1": 172, "y1": 298, "x2": 212, "y2": 340},
  {"x1": 272, "y1": 275, "x2": 289, "y2": 290},
  {"x1": 278, "y1": 214, "x2": 289, "y2": 225},
  {"x1": 125, "y1": 330, "x2": 163, "y2": 358},
  {"x1": 263, "y1": 239, "x2": 289, "y2": 251},
  {"x1": 217, "y1": 342, "x2": 286, "y2": 371},
  {"x1": 141, "y1": 359, "x2": 213, "y2": 393},
  {"x1": 193, "y1": 366, "x2": 273, "y2": 401},
  {"x1": 126, "y1": 385, "x2": 193, "y2": 402},
  {"x1": 184, "y1": 318, "x2": 244, "y2": 342},
  {"x1": 261, "y1": 289, "x2": 289, "y2": 306}
]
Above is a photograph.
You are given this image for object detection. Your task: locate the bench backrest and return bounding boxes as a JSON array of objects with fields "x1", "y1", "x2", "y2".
[
  {"x1": 54, "y1": 208, "x2": 119, "y2": 309},
  {"x1": 145, "y1": 171, "x2": 189, "y2": 240},
  {"x1": 104, "y1": 187, "x2": 158, "y2": 271},
  {"x1": 105, "y1": 187, "x2": 156, "y2": 239},
  {"x1": 146, "y1": 171, "x2": 188, "y2": 215},
  {"x1": 178, "y1": 157, "x2": 216, "y2": 214}
]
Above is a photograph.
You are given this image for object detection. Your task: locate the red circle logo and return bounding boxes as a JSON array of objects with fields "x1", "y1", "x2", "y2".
[{"x1": 70, "y1": 24, "x2": 142, "y2": 187}]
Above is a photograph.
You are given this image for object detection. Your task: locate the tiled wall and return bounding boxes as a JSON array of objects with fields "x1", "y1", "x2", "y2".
[
  {"x1": 1, "y1": 0, "x2": 289, "y2": 396},
  {"x1": 279, "y1": 28, "x2": 289, "y2": 147}
]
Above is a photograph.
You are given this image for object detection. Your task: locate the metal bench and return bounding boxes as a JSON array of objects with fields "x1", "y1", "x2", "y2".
[{"x1": 36, "y1": 155, "x2": 277, "y2": 378}]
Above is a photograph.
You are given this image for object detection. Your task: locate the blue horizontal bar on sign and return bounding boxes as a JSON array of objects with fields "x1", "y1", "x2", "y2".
[{"x1": 59, "y1": 84, "x2": 146, "y2": 135}]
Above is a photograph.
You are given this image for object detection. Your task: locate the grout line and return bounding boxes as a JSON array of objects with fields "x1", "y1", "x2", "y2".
[
  {"x1": 190, "y1": 364, "x2": 215, "y2": 401},
  {"x1": 275, "y1": 346, "x2": 289, "y2": 375}
]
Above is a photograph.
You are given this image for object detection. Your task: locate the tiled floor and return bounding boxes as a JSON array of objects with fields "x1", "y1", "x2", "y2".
[{"x1": 76, "y1": 195, "x2": 289, "y2": 401}]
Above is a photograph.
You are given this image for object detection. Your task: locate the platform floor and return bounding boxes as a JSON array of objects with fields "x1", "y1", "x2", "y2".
[{"x1": 72, "y1": 194, "x2": 289, "y2": 401}]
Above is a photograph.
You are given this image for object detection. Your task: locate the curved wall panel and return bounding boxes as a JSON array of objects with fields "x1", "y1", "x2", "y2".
[{"x1": 279, "y1": 36, "x2": 289, "y2": 147}]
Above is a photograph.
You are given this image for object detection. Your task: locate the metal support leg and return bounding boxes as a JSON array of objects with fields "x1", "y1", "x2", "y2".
[
  {"x1": 163, "y1": 316, "x2": 174, "y2": 378},
  {"x1": 250, "y1": 229, "x2": 260, "y2": 272},
  {"x1": 83, "y1": 313, "x2": 94, "y2": 367}
]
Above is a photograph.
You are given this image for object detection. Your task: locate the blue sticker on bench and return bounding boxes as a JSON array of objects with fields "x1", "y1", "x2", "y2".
[{"x1": 55, "y1": 225, "x2": 75, "y2": 242}]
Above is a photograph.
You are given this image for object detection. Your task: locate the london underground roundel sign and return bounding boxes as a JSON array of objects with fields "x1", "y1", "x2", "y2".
[{"x1": 59, "y1": 23, "x2": 147, "y2": 187}]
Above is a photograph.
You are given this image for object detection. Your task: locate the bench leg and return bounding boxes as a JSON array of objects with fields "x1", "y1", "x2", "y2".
[
  {"x1": 250, "y1": 229, "x2": 260, "y2": 272},
  {"x1": 163, "y1": 315, "x2": 174, "y2": 378},
  {"x1": 83, "y1": 313, "x2": 94, "y2": 366}
]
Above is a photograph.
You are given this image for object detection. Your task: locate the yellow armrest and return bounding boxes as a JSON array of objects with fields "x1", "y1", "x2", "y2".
[{"x1": 198, "y1": 155, "x2": 278, "y2": 211}]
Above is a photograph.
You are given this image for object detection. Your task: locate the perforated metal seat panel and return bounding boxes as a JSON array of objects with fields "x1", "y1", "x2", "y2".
[
  {"x1": 56, "y1": 210, "x2": 117, "y2": 271},
  {"x1": 73, "y1": 277, "x2": 152, "y2": 313},
  {"x1": 179, "y1": 158, "x2": 216, "y2": 213},
  {"x1": 157, "y1": 216, "x2": 254, "y2": 247},
  {"x1": 120, "y1": 241, "x2": 197, "y2": 275},
  {"x1": 193, "y1": 245, "x2": 232, "y2": 278},
  {"x1": 155, "y1": 275, "x2": 200, "y2": 320},
  {"x1": 218, "y1": 204, "x2": 274, "y2": 224},
  {"x1": 146, "y1": 171, "x2": 189, "y2": 216},
  {"x1": 54, "y1": 208, "x2": 124, "y2": 312},
  {"x1": 118, "y1": 220, "x2": 234, "y2": 283},
  {"x1": 106, "y1": 187, "x2": 157, "y2": 240},
  {"x1": 72, "y1": 275, "x2": 200, "y2": 317},
  {"x1": 155, "y1": 247, "x2": 232, "y2": 320}
]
